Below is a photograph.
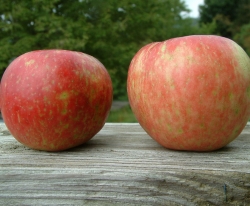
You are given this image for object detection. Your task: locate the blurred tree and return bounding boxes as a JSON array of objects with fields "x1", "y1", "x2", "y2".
[
  {"x1": 199, "y1": 0, "x2": 250, "y2": 51},
  {"x1": 234, "y1": 23, "x2": 250, "y2": 55},
  {"x1": 0, "y1": 0, "x2": 212, "y2": 99}
]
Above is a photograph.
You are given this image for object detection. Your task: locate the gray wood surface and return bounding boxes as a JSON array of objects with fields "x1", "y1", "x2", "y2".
[{"x1": 0, "y1": 122, "x2": 249, "y2": 205}]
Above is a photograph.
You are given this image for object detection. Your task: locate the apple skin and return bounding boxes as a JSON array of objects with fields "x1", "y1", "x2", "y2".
[
  {"x1": 1, "y1": 50, "x2": 113, "y2": 151},
  {"x1": 127, "y1": 35, "x2": 250, "y2": 151}
]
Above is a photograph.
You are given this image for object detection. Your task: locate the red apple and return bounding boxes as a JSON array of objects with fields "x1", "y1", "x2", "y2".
[
  {"x1": 127, "y1": 35, "x2": 250, "y2": 151},
  {"x1": 1, "y1": 50, "x2": 113, "y2": 151}
]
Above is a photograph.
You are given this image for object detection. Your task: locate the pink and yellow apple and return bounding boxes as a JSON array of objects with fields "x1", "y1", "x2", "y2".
[{"x1": 127, "y1": 35, "x2": 250, "y2": 151}]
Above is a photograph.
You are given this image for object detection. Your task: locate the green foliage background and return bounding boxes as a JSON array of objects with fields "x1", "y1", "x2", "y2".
[{"x1": 0, "y1": 0, "x2": 249, "y2": 100}]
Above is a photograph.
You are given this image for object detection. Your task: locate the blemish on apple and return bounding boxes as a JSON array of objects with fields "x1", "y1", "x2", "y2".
[
  {"x1": 59, "y1": 91, "x2": 69, "y2": 100},
  {"x1": 61, "y1": 109, "x2": 67, "y2": 115},
  {"x1": 178, "y1": 128, "x2": 184, "y2": 134},
  {"x1": 25, "y1": 59, "x2": 35, "y2": 66}
]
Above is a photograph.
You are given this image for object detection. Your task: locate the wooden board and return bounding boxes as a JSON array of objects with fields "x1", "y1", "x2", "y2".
[{"x1": 0, "y1": 122, "x2": 249, "y2": 205}]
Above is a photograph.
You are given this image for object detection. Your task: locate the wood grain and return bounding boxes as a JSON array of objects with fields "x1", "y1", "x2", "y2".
[{"x1": 0, "y1": 122, "x2": 249, "y2": 205}]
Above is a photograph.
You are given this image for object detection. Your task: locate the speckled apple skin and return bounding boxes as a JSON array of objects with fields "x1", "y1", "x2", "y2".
[
  {"x1": 127, "y1": 35, "x2": 250, "y2": 151},
  {"x1": 1, "y1": 50, "x2": 113, "y2": 151}
]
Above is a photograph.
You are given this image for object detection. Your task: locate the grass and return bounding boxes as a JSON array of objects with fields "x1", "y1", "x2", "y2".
[{"x1": 106, "y1": 105, "x2": 138, "y2": 123}]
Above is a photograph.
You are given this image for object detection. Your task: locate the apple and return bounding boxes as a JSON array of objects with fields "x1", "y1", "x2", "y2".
[
  {"x1": 1, "y1": 50, "x2": 113, "y2": 151},
  {"x1": 127, "y1": 35, "x2": 250, "y2": 151}
]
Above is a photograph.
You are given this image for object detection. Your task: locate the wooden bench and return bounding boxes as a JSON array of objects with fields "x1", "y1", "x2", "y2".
[{"x1": 0, "y1": 122, "x2": 249, "y2": 205}]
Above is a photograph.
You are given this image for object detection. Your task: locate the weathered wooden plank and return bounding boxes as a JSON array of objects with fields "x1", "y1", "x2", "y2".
[{"x1": 0, "y1": 122, "x2": 249, "y2": 205}]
